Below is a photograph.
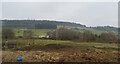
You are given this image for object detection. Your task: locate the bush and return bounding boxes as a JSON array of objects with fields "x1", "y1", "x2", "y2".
[
  {"x1": 23, "y1": 30, "x2": 33, "y2": 39},
  {"x1": 83, "y1": 30, "x2": 96, "y2": 42},
  {"x1": 2, "y1": 27, "x2": 15, "y2": 39},
  {"x1": 100, "y1": 32, "x2": 117, "y2": 42}
]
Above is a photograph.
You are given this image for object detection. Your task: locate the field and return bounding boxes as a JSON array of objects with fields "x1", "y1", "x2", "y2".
[
  {"x1": 2, "y1": 28, "x2": 119, "y2": 62},
  {"x1": 2, "y1": 39, "x2": 118, "y2": 50},
  {"x1": 14, "y1": 26, "x2": 107, "y2": 37},
  {"x1": 14, "y1": 29, "x2": 55, "y2": 37}
]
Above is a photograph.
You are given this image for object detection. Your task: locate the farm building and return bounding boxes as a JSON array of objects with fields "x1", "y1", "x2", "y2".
[{"x1": 39, "y1": 36, "x2": 49, "y2": 38}]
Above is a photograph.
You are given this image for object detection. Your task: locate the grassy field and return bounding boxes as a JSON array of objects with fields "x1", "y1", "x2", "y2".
[
  {"x1": 2, "y1": 39, "x2": 118, "y2": 51},
  {"x1": 14, "y1": 28, "x2": 55, "y2": 37},
  {"x1": 3, "y1": 39, "x2": 117, "y2": 45},
  {"x1": 13, "y1": 26, "x2": 112, "y2": 38}
]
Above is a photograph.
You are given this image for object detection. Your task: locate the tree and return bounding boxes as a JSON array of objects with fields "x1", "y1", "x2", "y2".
[
  {"x1": 23, "y1": 30, "x2": 33, "y2": 39},
  {"x1": 49, "y1": 27, "x2": 79, "y2": 40},
  {"x1": 83, "y1": 30, "x2": 96, "y2": 42},
  {"x1": 100, "y1": 32, "x2": 117, "y2": 42},
  {"x1": 2, "y1": 27, "x2": 15, "y2": 39}
]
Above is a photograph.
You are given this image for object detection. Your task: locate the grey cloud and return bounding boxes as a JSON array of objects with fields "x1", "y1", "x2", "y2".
[{"x1": 2, "y1": 2, "x2": 117, "y2": 27}]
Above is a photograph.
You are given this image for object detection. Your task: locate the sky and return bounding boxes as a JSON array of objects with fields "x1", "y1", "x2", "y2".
[
  {"x1": 1, "y1": 0, "x2": 119, "y2": 2},
  {"x1": 2, "y1": 2, "x2": 118, "y2": 27}
]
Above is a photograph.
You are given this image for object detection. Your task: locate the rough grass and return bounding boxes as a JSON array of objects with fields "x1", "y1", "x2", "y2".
[
  {"x1": 2, "y1": 39, "x2": 118, "y2": 51},
  {"x1": 3, "y1": 39, "x2": 117, "y2": 45}
]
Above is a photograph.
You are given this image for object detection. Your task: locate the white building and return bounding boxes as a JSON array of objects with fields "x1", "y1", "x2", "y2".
[{"x1": 38, "y1": 36, "x2": 49, "y2": 38}]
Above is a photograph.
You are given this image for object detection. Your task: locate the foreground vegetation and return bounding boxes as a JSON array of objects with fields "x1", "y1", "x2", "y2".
[
  {"x1": 2, "y1": 39, "x2": 118, "y2": 51},
  {"x1": 2, "y1": 39, "x2": 118, "y2": 62}
]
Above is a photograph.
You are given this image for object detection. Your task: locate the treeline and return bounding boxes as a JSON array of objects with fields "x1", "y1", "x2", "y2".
[
  {"x1": 2, "y1": 20, "x2": 118, "y2": 32},
  {"x1": 47, "y1": 27, "x2": 118, "y2": 43},
  {"x1": 2, "y1": 20, "x2": 57, "y2": 29},
  {"x1": 2, "y1": 20, "x2": 85, "y2": 29},
  {"x1": 91, "y1": 26, "x2": 118, "y2": 32}
]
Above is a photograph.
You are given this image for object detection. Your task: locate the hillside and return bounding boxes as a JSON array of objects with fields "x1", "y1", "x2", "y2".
[{"x1": 2, "y1": 20, "x2": 118, "y2": 33}]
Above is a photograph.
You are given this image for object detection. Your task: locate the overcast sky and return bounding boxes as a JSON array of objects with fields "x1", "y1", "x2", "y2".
[{"x1": 2, "y1": 2, "x2": 118, "y2": 27}]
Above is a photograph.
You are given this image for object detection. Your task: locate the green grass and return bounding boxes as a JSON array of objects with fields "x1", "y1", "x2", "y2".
[
  {"x1": 3, "y1": 39, "x2": 117, "y2": 46},
  {"x1": 75, "y1": 42, "x2": 117, "y2": 46},
  {"x1": 32, "y1": 29, "x2": 54, "y2": 36},
  {"x1": 14, "y1": 29, "x2": 55, "y2": 37},
  {"x1": 2, "y1": 39, "x2": 117, "y2": 48}
]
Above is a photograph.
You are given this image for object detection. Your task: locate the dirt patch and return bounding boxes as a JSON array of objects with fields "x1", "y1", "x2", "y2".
[
  {"x1": 2, "y1": 51, "x2": 61, "y2": 62},
  {"x1": 2, "y1": 44, "x2": 119, "y2": 62},
  {"x1": 15, "y1": 44, "x2": 74, "y2": 52}
]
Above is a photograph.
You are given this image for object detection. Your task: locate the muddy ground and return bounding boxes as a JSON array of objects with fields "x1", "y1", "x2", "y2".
[{"x1": 2, "y1": 44, "x2": 119, "y2": 62}]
